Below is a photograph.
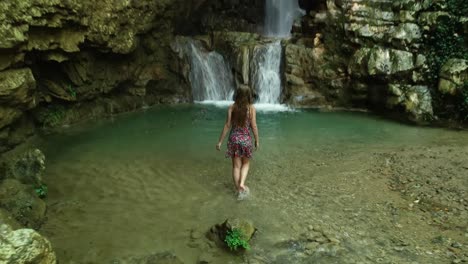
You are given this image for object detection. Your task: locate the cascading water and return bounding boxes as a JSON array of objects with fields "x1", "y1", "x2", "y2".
[
  {"x1": 264, "y1": 0, "x2": 304, "y2": 38},
  {"x1": 251, "y1": 41, "x2": 282, "y2": 104},
  {"x1": 249, "y1": 0, "x2": 304, "y2": 105},
  {"x1": 180, "y1": 40, "x2": 234, "y2": 102}
]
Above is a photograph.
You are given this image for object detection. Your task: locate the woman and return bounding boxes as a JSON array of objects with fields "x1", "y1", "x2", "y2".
[{"x1": 216, "y1": 86, "x2": 259, "y2": 196}]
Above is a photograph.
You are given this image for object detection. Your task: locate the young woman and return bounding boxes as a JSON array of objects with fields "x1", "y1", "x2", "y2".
[{"x1": 216, "y1": 86, "x2": 259, "y2": 196}]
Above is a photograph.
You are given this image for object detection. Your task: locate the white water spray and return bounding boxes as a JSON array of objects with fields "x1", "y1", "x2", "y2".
[
  {"x1": 251, "y1": 41, "x2": 282, "y2": 104},
  {"x1": 182, "y1": 41, "x2": 234, "y2": 101}
]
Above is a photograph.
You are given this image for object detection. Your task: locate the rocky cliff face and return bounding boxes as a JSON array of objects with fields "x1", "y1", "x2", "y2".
[
  {"x1": 286, "y1": 0, "x2": 468, "y2": 123},
  {"x1": 0, "y1": 0, "x2": 203, "y2": 152}
]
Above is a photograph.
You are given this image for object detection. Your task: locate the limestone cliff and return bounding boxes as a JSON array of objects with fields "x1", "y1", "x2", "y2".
[
  {"x1": 0, "y1": 0, "x2": 203, "y2": 152},
  {"x1": 286, "y1": 0, "x2": 468, "y2": 123}
]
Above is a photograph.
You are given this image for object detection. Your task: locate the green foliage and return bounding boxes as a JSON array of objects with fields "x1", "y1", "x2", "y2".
[
  {"x1": 35, "y1": 184, "x2": 48, "y2": 198},
  {"x1": 424, "y1": 17, "x2": 467, "y2": 84},
  {"x1": 447, "y1": 0, "x2": 468, "y2": 17},
  {"x1": 457, "y1": 82, "x2": 468, "y2": 120},
  {"x1": 423, "y1": 0, "x2": 468, "y2": 121},
  {"x1": 225, "y1": 228, "x2": 250, "y2": 251},
  {"x1": 67, "y1": 84, "x2": 77, "y2": 98},
  {"x1": 39, "y1": 105, "x2": 66, "y2": 127}
]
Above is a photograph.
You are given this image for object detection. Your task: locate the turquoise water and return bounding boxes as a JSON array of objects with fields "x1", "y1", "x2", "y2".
[{"x1": 38, "y1": 105, "x2": 468, "y2": 263}]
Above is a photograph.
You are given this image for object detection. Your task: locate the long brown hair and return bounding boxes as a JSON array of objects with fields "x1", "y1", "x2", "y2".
[{"x1": 232, "y1": 86, "x2": 253, "y2": 127}]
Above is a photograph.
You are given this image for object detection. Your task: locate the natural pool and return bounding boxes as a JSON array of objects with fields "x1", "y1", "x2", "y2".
[{"x1": 37, "y1": 104, "x2": 468, "y2": 263}]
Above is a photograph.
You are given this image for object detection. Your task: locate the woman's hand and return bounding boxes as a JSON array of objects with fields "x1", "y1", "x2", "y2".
[
  {"x1": 255, "y1": 141, "x2": 259, "y2": 151},
  {"x1": 216, "y1": 142, "x2": 222, "y2": 151}
]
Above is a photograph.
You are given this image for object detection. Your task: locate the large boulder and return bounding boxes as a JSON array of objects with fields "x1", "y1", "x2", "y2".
[
  {"x1": 387, "y1": 84, "x2": 434, "y2": 122},
  {"x1": 438, "y1": 59, "x2": 468, "y2": 95},
  {"x1": 0, "y1": 224, "x2": 56, "y2": 264}
]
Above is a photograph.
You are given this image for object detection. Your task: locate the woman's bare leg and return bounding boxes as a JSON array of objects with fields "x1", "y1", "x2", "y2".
[
  {"x1": 232, "y1": 157, "x2": 242, "y2": 191},
  {"x1": 239, "y1": 157, "x2": 250, "y2": 191}
]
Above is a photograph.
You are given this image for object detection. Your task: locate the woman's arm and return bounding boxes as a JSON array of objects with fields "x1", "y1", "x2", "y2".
[
  {"x1": 216, "y1": 105, "x2": 233, "y2": 150},
  {"x1": 250, "y1": 105, "x2": 259, "y2": 150}
]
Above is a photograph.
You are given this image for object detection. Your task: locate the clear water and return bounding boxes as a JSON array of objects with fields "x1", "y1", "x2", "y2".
[{"x1": 38, "y1": 105, "x2": 468, "y2": 263}]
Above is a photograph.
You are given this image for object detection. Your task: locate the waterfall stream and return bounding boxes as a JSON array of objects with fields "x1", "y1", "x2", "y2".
[
  {"x1": 180, "y1": 0, "x2": 303, "y2": 108},
  {"x1": 251, "y1": 41, "x2": 282, "y2": 104},
  {"x1": 264, "y1": 0, "x2": 304, "y2": 37},
  {"x1": 180, "y1": 40, "x2": 234, "y2": 102}
]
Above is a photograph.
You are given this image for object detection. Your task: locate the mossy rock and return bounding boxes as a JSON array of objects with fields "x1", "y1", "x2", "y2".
[{"x1": 207, "y1": 218, "x2": 256, "y2": 251}]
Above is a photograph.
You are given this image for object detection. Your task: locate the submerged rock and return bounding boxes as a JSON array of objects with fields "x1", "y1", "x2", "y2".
[
  {"x1": 114, "y1": 251, "x2": 184, "y2": 264},
  {"x1": 207, "y1": 218, "x2": 256, "y2": 249},
  {"x1": 0, "y1": 179, "x2": 46, "y2": 228},
  {"x1": 0, "y1": 224, "x2": 57, "y2": 264}
]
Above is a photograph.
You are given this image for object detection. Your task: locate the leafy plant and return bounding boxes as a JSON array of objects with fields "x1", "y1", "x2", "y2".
[
  {"x1": 457, "y1": 82, "x2": 468, "y2": 120},
  {"x1": 67, "y1": 84, "x2": 77, "y2": 98},
  {"x1": 422, "y1": 0, "x2": 468, "y2": 121},
  {"x1": 35, "y1": 184, "x2": 48, "y2": 198},
  {"x1": 225, "y1": 228, "x2": 250, "y2": 251}
]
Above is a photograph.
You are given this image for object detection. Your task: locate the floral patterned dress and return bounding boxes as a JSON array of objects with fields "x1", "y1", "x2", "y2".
[{"x1": 226, "y1": 110, "x2": 253, "y2": 159}]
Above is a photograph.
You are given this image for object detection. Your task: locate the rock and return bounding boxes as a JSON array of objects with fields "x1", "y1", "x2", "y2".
[
  {"x1": 419, "y1": 12, "x2": 451, "y2": 27},
  {"x1": 368, "y1": 48, "x2": 414, "y2": 75},
  {"x1": 42, "y1": 80, "x2": 77, "y2": 101},
  {"x1": 0, "y1": 107, "x2": 22, "y2": 130},
  {"x1": 350, "y1": 47, "x2": 415, "y2": 76},
  {"x1": 0, "y1": 53, "x2": 25, "y2": 72},
  {"x1": 207, "y1": 218, "x2": 256, "y2": 249},
  {"x1": 438, "y1": 59, "x2": 468, "y2": 95},
  {"x1": 0, "y1": 68, "x2": 36, "y2": 108},
  {"x1": 12, "y1": 149, "x2": 46, "y2": 186},
  {"x1": 197, "y1": 252, "x2": 214, "y2": 264},
  {"x1": 387, "y1": 84, "x2": 433, "y2": 122},
  {"x1": 0, "y1": 208, "x2": 21, "y2": 230},
  {"x1": 0, "y1": 224, "x2": 57, "y2": 264},
  {"x1": 0, "y1": 179, "x2": 46, "y2": 228},
  {"x1": 391, "y1": 23, "x2": 422, "y2": 44}
]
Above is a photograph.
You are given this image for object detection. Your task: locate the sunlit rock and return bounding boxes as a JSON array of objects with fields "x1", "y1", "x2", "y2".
[
  {"x1": 0, "y1": 224, "x2": 57, "y2": 264},
  {"x1": 349, "y1": 47, "x2": 415, "y2": 76},
  {"x1": 387, "y1": 84, "x2": 433, "y2": 122},
  {"x1": 438, "y1": 59, "x2": 468, "y2": 95}
]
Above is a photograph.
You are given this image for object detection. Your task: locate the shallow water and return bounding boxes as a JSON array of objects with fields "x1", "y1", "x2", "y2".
[{"x1": 38, "y1": 105, "x2": 468, "y2": 263}]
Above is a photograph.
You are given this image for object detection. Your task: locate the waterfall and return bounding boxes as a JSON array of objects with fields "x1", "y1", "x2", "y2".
[
  {"x1": 264, "y1": 0, "x2": 304, "y2": 37},
  {"x1": 179, "y1": 40, "x2": 234, "y2": 102},
  {"x1": 251, "y1": 41, "x2": 282, "y2": 104}
]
